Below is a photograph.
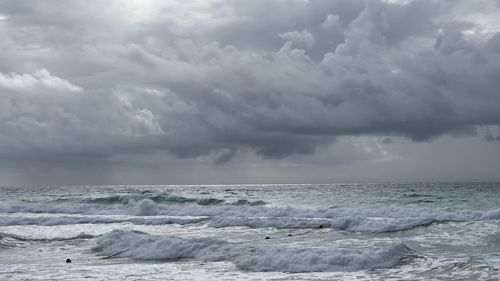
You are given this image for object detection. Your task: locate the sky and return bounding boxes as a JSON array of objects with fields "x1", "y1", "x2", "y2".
[{"x1": 1, "y1": 0, "x2": 500, "y2": 186}]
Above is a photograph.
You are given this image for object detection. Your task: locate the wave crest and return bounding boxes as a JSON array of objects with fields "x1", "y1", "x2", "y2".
[
  {"x1": 2, "y1": 198, "x2": 500, "y2": 233},
  {"x1": 84, "y1": 194, "x2": 260, "y2": 207},
  {"x1": 0, "y1": 231, "x2": 97, "y2": 242},
  {"x1": 0, "y1": 215, "x2": 209, "y2": 227},
  {"x1": 92, "y1": 230, "x2": 415, "y2": 273}
]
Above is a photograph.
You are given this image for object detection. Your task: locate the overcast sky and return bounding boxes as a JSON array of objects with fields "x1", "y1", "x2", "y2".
[{"x1": 1, "y1": 0, "x2": 500, "y2": 186}]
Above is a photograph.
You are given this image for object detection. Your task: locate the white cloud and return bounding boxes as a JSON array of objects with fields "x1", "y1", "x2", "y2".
[
  {"x1": 0, "y1": 69, "x2": 82, "y2": 93},
  {"x1": 279, "y1": 30, "x2": 315, "y2": 49}
]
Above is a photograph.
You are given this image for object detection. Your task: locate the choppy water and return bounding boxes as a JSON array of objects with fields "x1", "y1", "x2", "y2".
[{"x1": 1, "y1": 183, "x2": 499, "y2": 280}]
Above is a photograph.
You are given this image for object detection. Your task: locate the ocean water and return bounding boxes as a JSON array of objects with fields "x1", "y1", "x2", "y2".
[{"x1": 1, "y1": 183, "x2": 499, "y2": 280}]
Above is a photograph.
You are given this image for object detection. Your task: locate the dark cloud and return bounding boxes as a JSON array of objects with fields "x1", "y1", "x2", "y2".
[{"x1": 0, "y1": 0, "x2": 500, "y2": 174}]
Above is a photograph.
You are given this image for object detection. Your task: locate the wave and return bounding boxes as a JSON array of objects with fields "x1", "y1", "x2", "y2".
[
  {"x1": 0, "y1": 198, "x2": 277, "y2": 216},
  {"x1": 401, "y1": 193, "x2": 434, "y2": 198},
  {"x1": 0, "y1": 213, "x2": 436, "y2": 233},
  {"x1": 2, "y1": 199, "x2": 500, "y2": 233},
  {"x1": 92, "y1": 229, "x2": 415, "y2": 273},
  {"x1": 207, "y1": 216, "x2": 436, "y2": 233},
  {"x1": 231, "y1": 199, "x2": 266, "y2": 206},
  {"x1": 0, "y1": 232, "x2": 97, "y2": 243},
  {"x1": 425, "y1": 259, "x2": 500, "y2": 279},
  {"x1": 82, "y1": 194, "x2": 264, "y2": 207},
  {"x1": 0, "y1": 215, "x2": 208, "y2": 227}
]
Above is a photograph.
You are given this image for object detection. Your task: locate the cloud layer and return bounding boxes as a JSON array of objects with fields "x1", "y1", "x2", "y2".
[{"x1": 1, "y1": 0, "x2": 500, "y2": 170}]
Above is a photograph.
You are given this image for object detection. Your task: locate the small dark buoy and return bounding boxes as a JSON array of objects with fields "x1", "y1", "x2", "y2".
[
  {"x1": 288, "y1": 234, "x2": 293, "y2": 237},
  {"x1": 66, "y1": 258, "x2": 72, "y2": 263},
  {"x1": 264, "y1": 236, "x2": 270, "y2": 239},
  {"x1": 318, "y1": 224, "x2": 324, "y2": 229}
]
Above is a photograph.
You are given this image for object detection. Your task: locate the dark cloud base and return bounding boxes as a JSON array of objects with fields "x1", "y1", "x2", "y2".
[{"x1": 0, "y1": 0, "x2": 499, "y2": 175}]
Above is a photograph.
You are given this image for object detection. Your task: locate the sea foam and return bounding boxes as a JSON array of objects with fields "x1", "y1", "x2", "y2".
[
  {"x1": 0, "y1": 215, "x2": 208, "y2": 227},
  {"x1": 92, "y1": 229, "x2": 414, "y2": 273},
  {"x1": 2, "y1": 197, "x2": 500, "y2": 233}
]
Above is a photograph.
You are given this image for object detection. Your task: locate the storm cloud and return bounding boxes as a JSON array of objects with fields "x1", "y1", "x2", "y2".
[{"x1": 0, "y1": 0, "x2": 500, "y2": 182}]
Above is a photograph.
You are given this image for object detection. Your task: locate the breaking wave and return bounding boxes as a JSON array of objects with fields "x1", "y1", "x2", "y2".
[
  {"x1": 207, "y1": 216, "x2": 436, "y2": 233},
  {"x1": 0, "y1": 215, "x2": 208, "y2": 227},
  {"x1": 2, "y1": 198, "x2": 500, "y2": 233},
  {"x1": 0, "y1": 232, "x2": 97, "y2": 243},
  {"x1": 81, "y1": 194, "x2": 264, "y2": 206},
  {"x1": 92, "y1": 229, "x2": 415, "y2": 273}
]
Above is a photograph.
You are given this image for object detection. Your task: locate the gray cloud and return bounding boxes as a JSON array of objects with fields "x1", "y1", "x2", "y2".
[{"x1": 0, "y1": 0, "x2": 500, "y2": 175}]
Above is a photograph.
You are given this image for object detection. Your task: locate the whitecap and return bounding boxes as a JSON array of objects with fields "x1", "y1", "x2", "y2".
[{"x1": 92, "y1": 229, "x2": 416, "y2": 273}]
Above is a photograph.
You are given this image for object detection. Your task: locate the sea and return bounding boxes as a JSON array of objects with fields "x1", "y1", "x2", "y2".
[{"x1": 1, "y1": 183, "x2": 499, "y2": 280}]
